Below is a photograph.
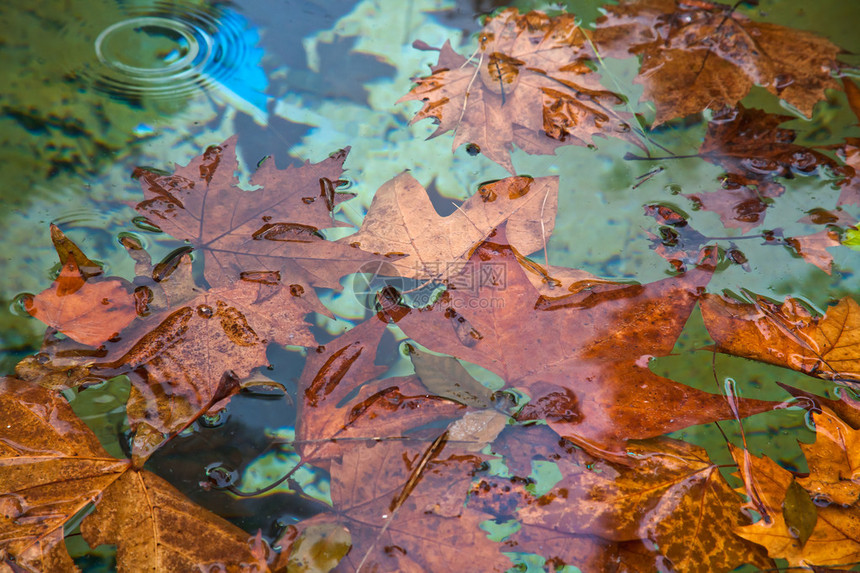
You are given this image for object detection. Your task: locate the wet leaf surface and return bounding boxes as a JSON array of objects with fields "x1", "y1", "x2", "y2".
[
  {"x1": 392, "y1": 228, "x2": 776, "y2": 458},
  {"x1": 701, "y1": 293, "x2": 860, "y2": 385},
  {"x1": 593, "y1": 0, "x2": 843, "y2": 124},
  {"x1": 731, "y1": 414, "x2": 860, "y2": 568},
  {"x1": 471, "y1": 425, "x2": 772, "y2": 572},
  {"x1": 134, "y1": 136, "x2": 382, "y2": 294},
  {"x1": 23, "y1": 254, "x2": 137, "y2": 347},
  {"x1": 0, "y1": 378, "x2": 265, "y2": 571},
  {"x1": 400, "y1": 8, "x2": 641, "y2": 173},
  {"x1": 340, "y1": 172, "x2": 558, "y2": 280}
]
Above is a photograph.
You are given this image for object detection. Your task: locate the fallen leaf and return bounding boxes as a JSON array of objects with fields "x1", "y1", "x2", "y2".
[
  {"x1": 280, "y1": 440, "x2": 509, "y2": 572},
  {"x1": 80, "y1": 469, "x2": 267, "y2": 572},
  {"x1": 295, "y1": 316, "x2": 467, "y2": 464},
  {"x1": 731, "y1": 443, "x2": 860, "y2": 568},
  {"x1": 797, "y1": 408, "x2": 860, "y2": 507},
  {"x1": 471, "y1": 425, "x2": 772, "y2": 571},
  {"x1": 698, "y1": 106, "x2": 840, "y2": 183},
  {"x1": 684, "y1": 177, "x2": 782, "y2": 233},
  {"x1": 593, "y1": 0, "x2": 843, "y2": 124},
  {"x1": 785, "y1": 228, "x2": 842, "y2": 274},
  {"x1": 392, "y1": 227, "x2": 776, "y2": 457},
  {"x1": 340, "y1": 172, "x2": 558, "y2": 280},
  {"x1": 700, "y1": 293, "x2": 860, "y2": 385},
  {"x1": 399, "y1": 9, "x2": 640, "y2": 173},
  {"x1": 0, "y1": 377, "x2": 265, "y2": 572},
  {"x1": 23, "y1": 254, "x2": 137, "y2": 347},
  {"x1": 135, "y1": 136, "x2": 382, "y2": 292}
]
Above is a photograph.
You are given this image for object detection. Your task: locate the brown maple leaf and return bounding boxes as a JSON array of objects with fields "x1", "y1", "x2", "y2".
[
  {"x1": 698, "y1": 106, "x2": 841, "y2": 183},
  {"x1": 0, "y1": 377, "x2": 266, "y2": 572},
  {"x1": 796, "y1": 408, "x2": 860, "y2": 507},
  {"x1": 23, "y1": 255, "x2": 137, "y2": 347},
  {"x1": 134, "y1": 136, "x2": 382, "y2": 293},
  {"x1": 390, "y1": 227, "x2": 776, "y2": 458},
  {"x1": 17, "y1": 235, "x2": 319, "y2": 463},
  {"x1": 730, "y1": 429, "x2": 860, "y2": 568},
  {"x1": 340, "y1": 172, "x2": 558, "y2": 281},
  {"x1": 472, "y1": 424, "x2": 772, "y2": 572},
  {"x1": 670, "y1": 105, "x2": 842, "y2": 232},
  {"x1": 295, "y1": 315, "x2": 467, "y2": 464},
  {"x1": 684, "y1": 178, "x2": 782, "y2": 233},
  {"x1": 593, "y1": 0, "x2": 843, "y2": 124},
  {"x1": 784, "y1": 228, "x2": 842, "y2": 275},
  {"x1": 700, "y1": 293, "x2": 860, "y2": 385},
  {"x1": 399, "y1": 8, "x2": 641, "y2": 174},
  {"x1": 277, "y1": 439, "x2": 509, "y2": 572}
]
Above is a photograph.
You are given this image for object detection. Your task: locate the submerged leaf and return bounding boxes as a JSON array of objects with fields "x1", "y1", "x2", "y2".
[
  {"x1": 593, "y1": 0, "x2": 843, "y2": 124},
  {"x1": 400, "y1": 9, "x2": 640, "y2": 173}
]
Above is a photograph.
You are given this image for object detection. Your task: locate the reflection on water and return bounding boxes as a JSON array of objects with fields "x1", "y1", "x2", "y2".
[
  {"x1": 92, "y1": 2, "x2": 268, "y2": 122},
  {"x1": 3, "y1": 0, "x2": 860, "y2": 570}
]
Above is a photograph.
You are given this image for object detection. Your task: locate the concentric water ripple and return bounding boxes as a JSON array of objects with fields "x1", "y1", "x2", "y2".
[{"x1": 87, "y1": 2, "x2": 267, "y2": 109}]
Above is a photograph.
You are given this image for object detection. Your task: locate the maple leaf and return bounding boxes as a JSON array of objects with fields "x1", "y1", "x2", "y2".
[
  {"x1": 399, "y1": 8, "x2": 641, "y2": 174},
  {"x1": 471, "y1": 425, "x2": 772, "y2": 572},
  {"x1": 278, "y1": 439, "x2": 509, "y2": 572},
  {"x1": 0, "y1": 377, "x2": 266, "y2": 572},
  {"x1": 17, "y1": 231, "x2": 319, "y2": 462},
  {"x1": 674, "y1": 105, "x2": 843, "y2": 232},
  {"x1": 698, "y1": 106, "x2": 841, "y2": 184},
  {"x1": 796, "y1": 408, "x2": 860, "y2": 507},
  {"x1": 340, "y1": 172, "x2": 558, "y2": 280},
  {"x1": 134, "y1": 136, "x2": 381, "y2": 293},
  {"x1": 390, "y1": 227, "x2": 775, "y2": 458},
  {"x1": 700, "y1": 293, "x2": 860, "y2": 385},
  {"x1": 592, "y1": 0, "x2": 843, "y2": 124},
  {"x1": 730, "y1": 418, "x2": 860, "y2": 568},
  {"x1": 23, "y1": 227, "x2": 139, "y2": 348},
  {"x1": 295, "y1": 315, "x2": 467, "y2": 464},
  {"x1": 784, "y1": 228, "x2": 842, "y2": 275}
]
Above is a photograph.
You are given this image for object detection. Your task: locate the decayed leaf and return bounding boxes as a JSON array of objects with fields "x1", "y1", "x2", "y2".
[
  {"x1": 392, "y1": 228, "x2": 775, "y2": 458},
  {"x1": 678, "y1": 106, "x2": 840, "y2": 232},
  {"x1": 731, "y1": 441, "x2": 860, "y2": 568},
  {"x1": 280, "y1": 440, "x2": 509, "y2": 572},
  {"x1": 23, "y1": 254, "x2": 137, "y2": 347},
  {"x1": 135, "y1": 136, "x2": 381, "y2": 292},
  {"x1": 700, "y1": 293, "x2": 860, "y2": 385},
  {"x1": 399, "y1": 9, "x2": 639, "y2": 173},
  {"x1": 471, "y1": 425, "x2": 772, "y2": 572},
  {"x1": 593, "y1": 0, "x2": 843, "y2": 124},
  {"x1": 0, "y1": 378, "x2": 264, "y2": 572},
  {"x1": 340, "y1": 173, "x2": 558, "y2": 280}
]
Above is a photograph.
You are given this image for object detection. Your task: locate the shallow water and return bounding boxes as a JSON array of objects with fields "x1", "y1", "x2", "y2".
[{"x1": 2, "y1": 0, "x2": 860, "y2": 570}]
